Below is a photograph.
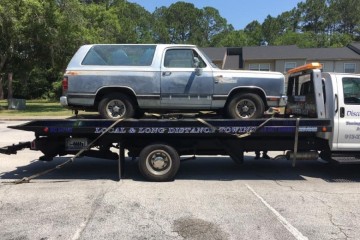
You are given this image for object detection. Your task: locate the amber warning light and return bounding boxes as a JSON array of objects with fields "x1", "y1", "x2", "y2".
[{"x1": 287, "y1": 62, "x2": 322, "y2": 75}]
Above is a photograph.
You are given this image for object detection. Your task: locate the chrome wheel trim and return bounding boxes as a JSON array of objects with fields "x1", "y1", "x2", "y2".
[
  {"x1": 106, "y1": 99, "x2": 126, "y2": 119},
  {"x1": 145, "y1": 150, "x2": 172, "y2": 176},
  {"x1": 235, "y1": 99, "x2": 256, "y2": 118}
]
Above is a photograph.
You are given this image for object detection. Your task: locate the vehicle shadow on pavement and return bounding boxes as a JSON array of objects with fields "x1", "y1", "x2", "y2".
[
  {"x1": 1, "y1": 155, "x2": 360, "y2": 183},
  {"x1": 0, "y1": 157, "x2": 120, "y2": 182},
  {"x1": 175, "y1": 156, "x2": 360, "y2": 182}
]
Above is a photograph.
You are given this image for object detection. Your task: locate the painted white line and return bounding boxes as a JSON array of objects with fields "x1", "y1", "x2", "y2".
[
  {"x1": 246, "y1": 184, "x2": 308, "y2": 240},
  {"x1": 71, "y1": 220, "x2": 89, "y2": 240}
]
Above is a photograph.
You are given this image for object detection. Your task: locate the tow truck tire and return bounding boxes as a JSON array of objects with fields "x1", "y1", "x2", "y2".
[
  {"x1": 138, "y1": 144, "x2": 180, "y2": 182},
  {"x1": 98, "y1": 93, "x2": 135, "y2": 119},
  {"x1": 226, "y1": 93, "x2": 264, "y2": 119},
  {"x1": 319, "y1": 150, "x2": 332, "y2": 162},
  {"x1": 229, "y1": 151, "x2": 244, "y2": 165}
]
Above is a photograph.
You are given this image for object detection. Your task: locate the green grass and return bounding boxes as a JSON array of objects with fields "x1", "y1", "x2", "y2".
[{"x1": 0, "y1": 99, "x2": 73, "y2": 117}]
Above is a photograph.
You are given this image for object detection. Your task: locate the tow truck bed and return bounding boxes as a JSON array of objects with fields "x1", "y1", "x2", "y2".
[
  {"x1": 1, "y1": 118, "x2": 332, "y2": 181},
  {"x1": 6, "y1": 117, "x2": 331, "y2": 151},
  {"x1": 9, "y1": 118, "x2": 330, "y2": 137}
]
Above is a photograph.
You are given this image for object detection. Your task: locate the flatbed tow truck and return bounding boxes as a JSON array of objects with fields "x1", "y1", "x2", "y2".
[{"x1": 1, "y1": 63, "x2": 360, "y2": 182}]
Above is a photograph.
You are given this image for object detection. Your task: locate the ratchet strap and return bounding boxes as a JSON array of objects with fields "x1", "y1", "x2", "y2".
[
  {"x1": 292, "y1": 118, "x2": 300, "y2": 167},
  {"x1": 196, "y1": 112, "x2": 277, "y2": 139}
]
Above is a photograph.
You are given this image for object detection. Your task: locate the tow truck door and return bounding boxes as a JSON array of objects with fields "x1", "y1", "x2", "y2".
[{"x1": 334, "y1": 75, "x2": 360, "y2": 150}]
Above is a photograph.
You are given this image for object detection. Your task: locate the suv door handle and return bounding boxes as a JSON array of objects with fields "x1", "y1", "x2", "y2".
[
  {"x1": 214, "y1": 75, "x2": 223, "y2": 84},
  {"x1": 162, "y1": 71, "x2": 172, "y2": 76}
]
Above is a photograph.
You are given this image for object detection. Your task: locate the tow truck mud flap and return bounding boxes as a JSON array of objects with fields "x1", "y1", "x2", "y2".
[
  {"x1": 33, "y1": 138, "x2": 65, "y2": 160},
  {"x1": 218, "y1": 140, "x2": 244, "y2": 165}
]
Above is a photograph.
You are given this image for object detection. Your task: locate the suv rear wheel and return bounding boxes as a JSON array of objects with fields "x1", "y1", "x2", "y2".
[{"x1": 98, "y1": 93, "x2": 136, "y2": 119}]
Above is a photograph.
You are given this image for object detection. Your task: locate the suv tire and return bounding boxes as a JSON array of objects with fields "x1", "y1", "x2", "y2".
[
  {"x1": 98, "y1": 93, "x2": 135, "y2": 119},
  {"x1": 227, "y1": 93, "x2": 264, "y2": 119}
]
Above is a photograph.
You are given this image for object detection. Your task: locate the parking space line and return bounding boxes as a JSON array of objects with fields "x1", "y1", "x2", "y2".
[{"x1": 246, "y1": 184, "x2": 308, "y2": 240}]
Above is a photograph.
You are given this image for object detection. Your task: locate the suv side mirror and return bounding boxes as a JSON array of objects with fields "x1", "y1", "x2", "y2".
[
  {"x1": 195, "y1": 68, "x2": 203, "y2": 76},
  {"x1": 193, "y1": 57, "x2": 200, "y2": 68},
  {"x1": 193, "y1": 57, "x2": 203, "y2": 76}
]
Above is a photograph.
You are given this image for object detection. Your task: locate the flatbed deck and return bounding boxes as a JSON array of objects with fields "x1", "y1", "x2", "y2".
[
  {"x1": 5, "y1": 117, "x2": 332, "y2": 157},
  {"x1": 2, "y1": 117, "x2": 332, "y2": 181},
  {"x1": 9, "y1": 118, "x2": 331, "y2": 137}
]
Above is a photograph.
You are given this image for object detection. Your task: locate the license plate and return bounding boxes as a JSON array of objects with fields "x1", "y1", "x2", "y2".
[{"x1": 65, "y1": 138, "x2": 88, "y2": 151}]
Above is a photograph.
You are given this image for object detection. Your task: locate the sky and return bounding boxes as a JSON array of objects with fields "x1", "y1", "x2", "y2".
[{"x1": 128, "y1": 0, "x2": 304, "y2": 30}]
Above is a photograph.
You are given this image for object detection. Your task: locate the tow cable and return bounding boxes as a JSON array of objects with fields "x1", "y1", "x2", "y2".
[
  {"x1": 196, "y1": 111, "x2": 295, "y2": 164},
  {"x1": 197, "y1": 114, "x2": 302, "y2": 165},
  {"x1": 12, "y1": 118, "x2": 124, "y2": 184}
]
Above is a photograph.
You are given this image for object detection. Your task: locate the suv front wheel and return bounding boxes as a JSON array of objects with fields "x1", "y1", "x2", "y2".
[
  {"x1": 226, "y1": 93, "x2": 265, "y2": 119},
  {"x1": 98, "y1": 93, "x2": 136, "y2": 119}
]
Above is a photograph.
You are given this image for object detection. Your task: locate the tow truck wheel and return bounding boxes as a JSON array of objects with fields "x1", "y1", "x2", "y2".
[
  {"x1": 319, "y1": 150, "x2": 332, "y2": 162},
  {"x1": 98, "y1": 93, "x2": 135, "y2": 119},
  {"x1": 138, "y1": 144, "x2": 180, "y2": 182},
  {"x1": 227, "y1": 93, "x2": 264, "y2": 119}
]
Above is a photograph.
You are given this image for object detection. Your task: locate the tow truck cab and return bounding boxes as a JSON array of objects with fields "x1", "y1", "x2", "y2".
[{"x1": 285, "y1": 63, "x2": 360, "y2": 153}]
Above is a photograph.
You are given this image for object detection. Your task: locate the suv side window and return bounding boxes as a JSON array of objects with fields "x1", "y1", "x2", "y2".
[
  {"x1": 82, "y1": 45, "x2": 156, "y2": 66},
  {"x1": 82, "y1": 46, "x2": 108, "y2": 65},
  {"x1": 164, "y1": 49, "x2": 206, "y2": 68}
]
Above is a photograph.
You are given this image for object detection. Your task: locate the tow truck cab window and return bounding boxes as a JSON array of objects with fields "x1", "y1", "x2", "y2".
[
  {"x1": 286, "y1": 73, "x2": 317, "y2": 117},
  {"x1": 343, "y1": 78, "x2": 360, "y2": 104}
]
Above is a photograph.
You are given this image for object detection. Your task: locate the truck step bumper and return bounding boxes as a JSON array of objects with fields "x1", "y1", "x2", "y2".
[{"x1": 331, "y1": 155, "x2": 360, "y2": 164}]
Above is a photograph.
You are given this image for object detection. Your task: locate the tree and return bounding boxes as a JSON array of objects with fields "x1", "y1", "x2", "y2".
[
  {"x1": 117, "y1": 2, "x2": 154, "y2": 43},
  {"x1": 0, "y1": 74, "x2": 3, "y2": 99},
  {"x1": 153, "y1": 3, "x2": 232, "y2": 46},
  {"x1": 152, "y1": 7, "x2": 171, "y2": 43},
  {"x1": 273, "y1": 31, "x2": 318, "y2": 47},
  {"x1": 262, "y1": 15, "x2": 282, "y2": 44},
  {"x1": 276, "y1": 8, "x2": 302, "y2": 33},
  {"x1": 244, "y1": 21, "x2": 263, "y2": 46},
  {"x1": 194, "y1": 7, "x2": 233, "y2": 46},
  {"x1": 211, "y1": 30, "x2": 250, "y2": 47},
  {"x1": 0, "y1": 0, "x2": 22, "y2": 75},
  {"x1": 0, "y1": 0, "x2": 30, "y2": 98},
  {"x1": 81, "y1": 2, "x2": 122, "y2": 43},
  {"x1": 297, "y1": 0, "x2": 328, "y2": 34},
  {"x1": 328, "y1": 0, "x2": 360, "y2": 36},
  {"x1": 164, "y1": 2, "x2": 201, "y2": 43}
]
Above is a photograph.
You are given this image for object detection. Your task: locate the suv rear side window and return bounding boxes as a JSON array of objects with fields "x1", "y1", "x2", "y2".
[{"x1": 82, "y1": 45, "x2": 156, "y2": 66}]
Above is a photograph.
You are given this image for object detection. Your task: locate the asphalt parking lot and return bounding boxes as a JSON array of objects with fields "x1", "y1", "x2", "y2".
[{"x1": 1, "y1": 121, "x2": 360, "y2": 240}]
